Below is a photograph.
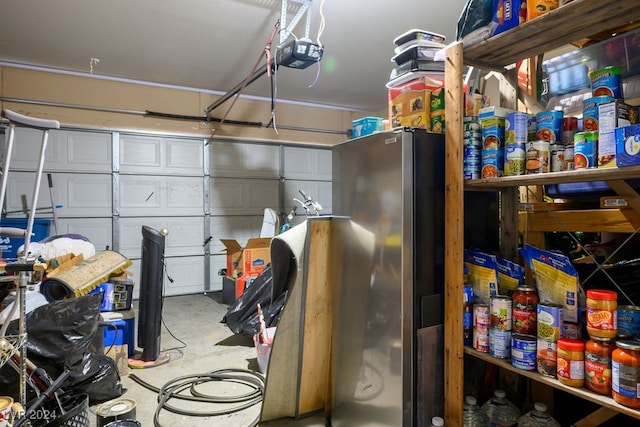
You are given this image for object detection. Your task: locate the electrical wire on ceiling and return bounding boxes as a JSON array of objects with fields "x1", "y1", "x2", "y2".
[{"x1": 307, "y1": 0, "x2": 326, "y2": 89}]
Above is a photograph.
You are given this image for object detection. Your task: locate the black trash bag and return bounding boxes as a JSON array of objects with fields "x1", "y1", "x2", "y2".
[
  {"x1": 222, "y1": 264, "x2": 287, "y2": 336},
  {"x1": 456, "y1": 0, "x2": 493, "y2": 40},
  {"x1": 0, "y1": 293, "x2": 123, "y2": 403},
  {"x1": 65, "y1": 352, "x2": 123, "y2": 404}
]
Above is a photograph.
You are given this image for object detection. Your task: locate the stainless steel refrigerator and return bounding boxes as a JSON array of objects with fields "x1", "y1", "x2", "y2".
[{"x1": 331, "y1": 128, "x2": 445, "y2": 427}]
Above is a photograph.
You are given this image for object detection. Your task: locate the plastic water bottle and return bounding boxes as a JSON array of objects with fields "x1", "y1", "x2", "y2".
[
  {"x1": 463, "y1": 395, "x2": 490, "y2": 427},
  {"x1": 481, "y1": 389, "x2": 520, "y2": 427},
  {"x1": 516, "y1": 402, "x2": 560, "y2": 426},
  {"x1": 430, "y1": 416, "x2": 444, "y2": 427}
]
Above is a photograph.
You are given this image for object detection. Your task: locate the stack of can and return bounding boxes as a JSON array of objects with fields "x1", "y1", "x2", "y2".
[
  {"x1": 481, "y1": 117, "x2": 505, "y2": 178},
  {"x1": 536, "y1": 303, "x2": 563, "y2": 377},
  {"x1": 463, "y1": 116, "x2": 482, "y2": 180},
  {"x1": 489, "y1": 295, "x2": 512, "y2": 358},
  {"x1": 504, "y1": 112, "x2": 528, "y2": 176},
  {"x1": 473, "y1": 303, "x2": 490, "y2": 353}
]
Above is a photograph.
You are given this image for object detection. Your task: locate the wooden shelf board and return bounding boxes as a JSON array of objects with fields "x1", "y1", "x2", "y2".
[
  {"x1": 464, "y1": 346, "x2": 640, "y2": 420},
  {"x1": 518, "y1": 209, "x2": 640, "y2": 233},
  {"x1": 463, "y1": 0, "x2": 640, "y2": 69},
  {"x1": 465, "y1": 166, "x2": 640, "y2": 190}
]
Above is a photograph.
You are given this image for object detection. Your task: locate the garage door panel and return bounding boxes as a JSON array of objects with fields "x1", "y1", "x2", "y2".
[
  {"x1": 8, "y1": 129, "x2": 111, "y2": 173},
  {"x1": 209, "y1": 254, "x2": 226, "y2": 291},
  {"x1": 56, "y1": 218, "x2": 112, "y2": 252},
  {"x1": 209, "y1": 141, "x2": 279, "y2": 178},
  {"x1": 209, "y1": 216, "x2": 258, "y2": 254},
  {"x1": 210, "y1": 178, "x2": 277, "y2": 215},
  {"x1": 120, "y1": 136, "x2": 161, "y2": 168},
  {"x1": 284, "y1": 146, "x2": 332, "y2": 180},
  {"x1": 283, "y1": 180, "x2": 332, "y2": 215},
  {"x1": 5, "y1": 172, "x2": 111, "y2": 217},
  {"x1": 119, "y1": 217, "x2": 204, "y2": 258},
  {"x1": 119, "y1": 176, "x2": 203, "y2": 216},
  {"x1": 120, "y1": 135, "x2": 203, "y2": 176}
]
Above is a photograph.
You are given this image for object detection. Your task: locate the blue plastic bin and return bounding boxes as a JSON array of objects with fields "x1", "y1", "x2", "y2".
[{"x1": 0, "y1": 218, "x2": 52, "y2": 260}]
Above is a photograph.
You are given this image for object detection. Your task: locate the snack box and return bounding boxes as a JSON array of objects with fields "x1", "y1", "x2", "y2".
[{"x1": 616, "y1": 124, "x2": 640, "y2": 167}]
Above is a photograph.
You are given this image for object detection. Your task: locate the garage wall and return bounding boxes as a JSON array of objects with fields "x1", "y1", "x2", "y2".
[{"x1": 2, "y1": 125, "x2": 332, "y2": 297}]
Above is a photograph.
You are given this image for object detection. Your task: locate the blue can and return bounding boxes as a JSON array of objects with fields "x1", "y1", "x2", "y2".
[
  {"x1": 490, "y1": 329, "x2": 511, "y2": 359},
  {"x1": 506, "y1": 112, "x2": 529, "y2": 144},
  {"x1": 511, "y1": 334, "x2": 537, "y2": 371},
  {"x1": 481, "y1": 148, "x2": 504, "y2": 178},
  {"x1": 535, "y1": 110, "x2": 564, "y2": 142},
  {"x1": 618, "y1": 305, "x2": 640, "y2": 338},
  {"x1": 583, "y1": 96, "x2": 614, "y2": 132}
]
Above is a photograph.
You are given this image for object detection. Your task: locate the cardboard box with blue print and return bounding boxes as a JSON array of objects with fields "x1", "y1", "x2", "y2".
[
  {"x1": 220, "y1": 238, "x2": 271, "y2": 277},
  {"x1": 492, "y1": 0, "x2": 527, "y2": 36}
]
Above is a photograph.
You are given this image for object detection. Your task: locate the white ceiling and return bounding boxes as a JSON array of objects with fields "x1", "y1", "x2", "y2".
[{"x1": 0, "y1": 0, "x2": 467, "y2": 113}]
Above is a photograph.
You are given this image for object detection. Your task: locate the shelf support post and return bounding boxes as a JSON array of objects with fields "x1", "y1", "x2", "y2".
[{"x1": 444, "y1": 41, "x2": 464, "y2": 426}]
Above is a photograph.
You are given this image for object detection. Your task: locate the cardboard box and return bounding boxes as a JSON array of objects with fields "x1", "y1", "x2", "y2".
[
  {"x1": 389, "y1": 76, "x2": 443, "y2": 130},
  {"x1": 599, "y1": 99, "x2": 637, "y2": 168},
  {"x1": 492, "y1": 0, "x2": 526, "y2": 36},
  {"x1": 616, "y1": 124, "x2": 640, "y2": 167},
  {"x1": 220, "y1": 237, "x2": 271, "y2": 277}
]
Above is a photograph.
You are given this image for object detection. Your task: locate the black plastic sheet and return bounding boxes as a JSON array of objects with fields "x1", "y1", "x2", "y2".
[
  {"x1": 222, "y1": 264, "x2": 286, "y2": 336},
  {"x1": 0, "y1": 293, "x2": 123, "y2": 404},
  {"x1": 456, "y1": 0, "x2": 493, "y2": 40}
]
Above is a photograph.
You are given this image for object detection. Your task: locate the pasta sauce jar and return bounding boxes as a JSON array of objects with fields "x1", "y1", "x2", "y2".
[
  {"x1": 586, "y1": 289, "x2": 617, "y2": 339},
  {"x1": 612, "y1": 340, "x2": 640, "y2": 408},
  {"x1": 557, "y1": 338, "x2": 585, "y2": 387},
  {"x1": 585, "y1": 337, "x2": 615, "y2": 395},
  {"x1": 512, "y1": 286, "x2": 538, "y2": 335}
]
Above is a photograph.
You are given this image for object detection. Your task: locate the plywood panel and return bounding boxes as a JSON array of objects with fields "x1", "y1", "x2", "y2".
[
  {"x1": 209, "y1": 140, "x2": 280, "y2": 178},
  {"x1": 119, "y1": 216, "x2": 204, "y2": 258},
  {"x1": 119, "y1": 175, "x2": 203, "y2": 216}
]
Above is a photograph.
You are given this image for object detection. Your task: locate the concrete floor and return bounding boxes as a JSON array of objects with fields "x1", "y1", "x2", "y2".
[{"x1": 88, "y1": 293, "x2": 327, "y2": 427}]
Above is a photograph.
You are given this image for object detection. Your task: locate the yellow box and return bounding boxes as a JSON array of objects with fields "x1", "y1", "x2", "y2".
[
  {"x1": 389, "y1": 77, "x2": 443, "y2": 130},
  {"x1": 220, "y1": 238, "x2": 272, "y2": 277}
]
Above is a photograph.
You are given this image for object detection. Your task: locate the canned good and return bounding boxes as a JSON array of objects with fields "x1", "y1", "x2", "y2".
[
  {"x1": 512, "y1": 286, "x2": 538, "y2": 335},
  {"x1": 550, "y1": 143, "x2": 564, "y2": 172},
  {"x1": 612, "y1": 340, "x2": 640, "y2": 408},
  {"x1": 537, "y1": 303, "x2": 562, "y2": 342},
  {"x1": 557, "y1": 338, "x2": 585, "y2": 387},
  {"x1": 512, "y1": 334, "x2": 536, "y2": 371},
  {"x1": 490, "y1": 295, "x2": 512, "y2": 331},
  {"x1": 574, "y1": 131, "x2": 598, "y2": 169},
  {"x1": 481, "y1": 148, "x2": 504, "y2": 178},
  {"x1": 505, "y1": 112, "x2": 528, "y2": 144},
  {"x1": 490, "y1": 329, "x2": 511, "y2": 359},
  {"x1": 535, "y1": 110, "x2": 563, "y2": 142},
  {"x1": 525, "y1": 140, "x2": 550, "y2": 174},
  {"x1": 537, "y1": 339, "x2": 557, "y2": 377},
  {"x1": 563, "y1": 117, "x2": 578, "y2": 145},
  {"x1": 474, "y1": 303, "x2": 490, "y2": 328},
  {"x1": 474, "y1": 326, "x2": 490, "y2": 353},
  {"x1": 563, "y1": 144, "x2": 574, "y2": 170},
  {"x1": 504, "y1": 143, "x2": 526, "y2": 176},
  {"x1": 586, "y1": 289, "x2": 617, "y2": 339},
  {"x1": 585, "y1": 336, "x2": 615, "y2": 395},
  {"x1": 618, "y1": 305, "x2": 640, "y2": 338},
  {"x1": 583, "y1": 96, "x2": 614, "y2": 131},
  {"x1": 482, "y1": 118, "x2": 505, "y2": 149},
  {"x1": 590, "y1": 66, "x2": 623, "y2": 99}
]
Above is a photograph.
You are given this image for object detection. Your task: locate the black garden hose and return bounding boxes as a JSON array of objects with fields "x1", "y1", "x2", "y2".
[{"x1": 130, "y1": 368, "x2": 265, "y2": 427}]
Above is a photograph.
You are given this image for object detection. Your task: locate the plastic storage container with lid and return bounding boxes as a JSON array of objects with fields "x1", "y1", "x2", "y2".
[
  {"x1": 516, "y1": 402, "x2": 561, "y2": 427},
  {"x1": 557, "y1": 338, "x2": 585, "y2": 387},
  {"x1": 586, "y1": 289, "x2": 617, "y2": 339},
  {"x1": 481, "y1": 389, "x2": 520, "y2": 427},
  {"x1": 463, "y1": 395, "x2": 490, "y2": 427},
  {"x1": 612, "y1": 340, "x2": 640, "y2": 408}
]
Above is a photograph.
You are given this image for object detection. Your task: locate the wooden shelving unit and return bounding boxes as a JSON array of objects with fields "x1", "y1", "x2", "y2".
[
  {"x1": 443, "y1": 0, "x2": 640, "y2": 424},
  {"x1": 464, "y1": 347, "x2": 640, "y2": 421}
]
